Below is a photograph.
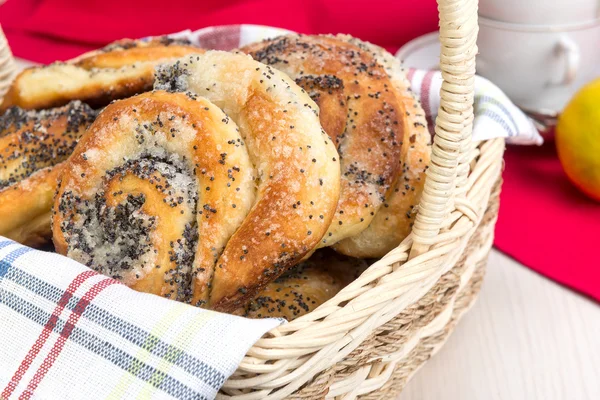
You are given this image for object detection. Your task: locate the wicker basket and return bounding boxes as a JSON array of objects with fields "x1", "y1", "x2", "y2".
[{"x1": 0, "y1": 0, "x2": 506, "y2": 397}]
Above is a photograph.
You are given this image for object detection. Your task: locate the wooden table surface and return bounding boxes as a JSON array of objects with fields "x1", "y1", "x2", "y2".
[
  {"x1": 10, "y1": 58, "x2": 600, "y2": 400},
  {"x1": 400, "y1": 249, "x2": 600, "y2": 400}
]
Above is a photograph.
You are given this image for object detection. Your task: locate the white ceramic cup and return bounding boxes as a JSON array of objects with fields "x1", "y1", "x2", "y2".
[
  {"x1": 479, "y1": 0, "x2": 600, "y2": 25},
  {"x1": 476, "y1": 17, "x2": 600, "y2": 114}
]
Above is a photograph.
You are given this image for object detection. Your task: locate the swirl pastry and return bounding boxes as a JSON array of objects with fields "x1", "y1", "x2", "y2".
[
  {"x1": 0, "y1": 102, "x2": 96, "y2": 246},
  {"x1": 0, "y1": 37, "x2": 205, "y2": 111},
  {"x1": 54, "y1": 52, "x2": 340, "y2": 311},
  {"x1": 235, "y1": 250, "x2": 367, "y2": 321},
  {"x1": 334, "y1": 38, "x2": 431, "y2": 258},
  {"x1": 241, "y1": 34, "x2": 407, "y2": 247}
]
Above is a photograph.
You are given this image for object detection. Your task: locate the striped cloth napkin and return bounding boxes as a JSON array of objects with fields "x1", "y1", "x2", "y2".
[
  {"x1": 0, "y1": 238, "x2": 281, "y2": 400},
  {"x1": 407, "y1": 68, "x2": 543, "y2": 145}
]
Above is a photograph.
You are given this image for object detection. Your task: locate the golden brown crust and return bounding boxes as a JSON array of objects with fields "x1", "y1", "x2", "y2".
[
  {"x1": 0, "y1": 37, "x2": 205, "y2": 111},
  {"x1": 53, "y1": 91, "x2": 256, "y2": 303},
  {"x1": 0, "y1": 101, "x2": 96, "y2": 188},
  {"x1": 155, "y1": 51, "x2": 341, "y2": 311},
  {"x1": 334, "y1": 39, "x2": 431, "y2": 258},
  {"x1": 55, "y1": 51, "x2": 341, "y2": 311},
  {"x1": 0, "y1": 102, "x2": 96, "y2": 246},
  {"x1": 234, "y1": 249, "x2": 367, "y2": 321},
  {"x1": 0, "y1": 166, "x2": 61, "y2": 246},
  {"x1": 241, "y1": 34, "x2": 406, "y2": 247}
]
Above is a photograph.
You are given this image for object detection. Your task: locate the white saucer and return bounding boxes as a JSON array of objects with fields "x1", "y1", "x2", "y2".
[
  {"x1": 395, "y1": 32, "x2": 440, "y2": 70},
  {"x1": 396, "y1": 31, "x2": 600, "y2": 138},
  {"x1": 396, "y1": 32, "x2": 558, "y2": 136}
]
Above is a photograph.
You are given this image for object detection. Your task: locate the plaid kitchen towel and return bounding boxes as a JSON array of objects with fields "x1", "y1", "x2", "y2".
[{"x1": 0, "y1": 237, "x2": 281, "y2": 400}]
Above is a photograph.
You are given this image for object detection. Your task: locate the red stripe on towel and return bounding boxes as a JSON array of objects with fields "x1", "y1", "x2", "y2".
[
  {"x1": 19, "y1": 278, "x2": 119, "y2": 400},
  {"x1": 420, "y1": 70, "x2": 436, "y2": 136},
  {"x1": 1, "y1": 270, "x2": 97, "y2": 399}
]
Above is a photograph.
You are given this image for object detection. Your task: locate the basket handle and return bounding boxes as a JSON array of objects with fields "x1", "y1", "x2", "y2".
[
  {"x1": 409, "y1": 0, "x2": 479, "y2": 258},
  {"x1": 0, "y1": 24, "x2": 17, "y2": 100}
]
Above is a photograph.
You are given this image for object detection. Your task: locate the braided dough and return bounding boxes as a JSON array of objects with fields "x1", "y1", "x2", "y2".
[
  {"x1": 234, "y1": 249, "x2": 368, "y2": 321},
  {"x1": 235, "y1": 249, "x2": 367, "y2": 321},
  {"x1": 241, "y1": 34, "x2": 406, "y2": 247},
  {"x1": 334, "y1": 38, "x2": 431, "y2": 258},
  {"x1": 55, "y1": 52, "x2": 340, "y2": 311},
  {"x1": 0, "y1": 37, "x2": 205, "y2": 111},
  {"x1": 0, "y1": 102, "x2": 96, "y2": 246}
]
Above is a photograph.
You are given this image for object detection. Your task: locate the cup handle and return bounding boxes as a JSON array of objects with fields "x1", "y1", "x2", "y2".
[{"x1": 554, "y1": 35, "x2": 580, "y2": 85}]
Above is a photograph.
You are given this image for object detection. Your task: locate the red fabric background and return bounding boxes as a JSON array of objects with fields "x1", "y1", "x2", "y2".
[
  {"x1": 0, "y1": 0, "x2": 439, "y2": 62},
  {"x1": 497, "y1": 143, "x2": 600, "y2": 302},
  {"x1": 1, "y1": 0, "x2": 599, "y2": 302}
]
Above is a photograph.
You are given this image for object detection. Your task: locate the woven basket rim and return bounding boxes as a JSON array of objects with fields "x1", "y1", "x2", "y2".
[
  {"x1": 223, "y1": 1, "x2": 489, "y2": 394},
  {"x1": 223, "y1": 135, "x2": 503, "y2": 398}
]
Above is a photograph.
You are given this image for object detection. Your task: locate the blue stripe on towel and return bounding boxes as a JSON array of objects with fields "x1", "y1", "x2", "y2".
[
  {"x1": 475, "y1": 95, "x2": 519, "y2": 136},
  {"x1": 0, "y1": 289, "x2": 208, "y2": 400},
  {"x1": 0, "y1": 239, "x2": 16, "y2": 250},
  {"x1": 0, "y1": 247, "x2": 32, "y2": 278},
  {"x1": 1, "y1": 249, "x2": 225, "y2": 389}
]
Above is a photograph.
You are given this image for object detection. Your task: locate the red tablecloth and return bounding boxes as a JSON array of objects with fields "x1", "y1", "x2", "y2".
[
  {"x1": 497, "y1": 143, "x2": 600, "y2": 302},
  {"x1": 1, "y1": 0, "x2": 599, "y2": 302},
  {"x1": 0, "y1": 0, "x2": 438, "y2": 63}
]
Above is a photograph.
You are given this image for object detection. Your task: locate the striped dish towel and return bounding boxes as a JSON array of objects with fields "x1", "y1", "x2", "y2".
[
  {"x1": 407, "y1": 68, "x2": 543, "y2": 145},
  {"x1": 0, "y1": 238, "x2": 281, "y2": 400}
]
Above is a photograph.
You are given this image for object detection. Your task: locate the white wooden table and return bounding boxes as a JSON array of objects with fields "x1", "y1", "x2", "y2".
[
  {"x1": 10, "y1": 59, "x2": 600, "y2": 400},
  {"x1": 400, "y1": 249, "x2": 600, "y2": 400}
]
